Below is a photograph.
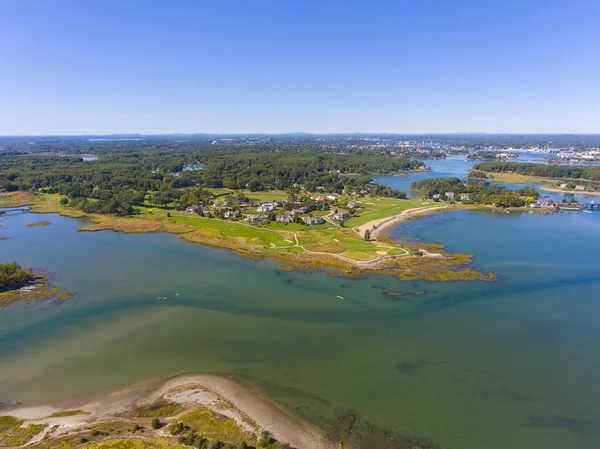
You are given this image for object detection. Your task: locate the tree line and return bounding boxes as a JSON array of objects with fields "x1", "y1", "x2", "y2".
[
  {"x1": 0, "y1": 146, "x2": 416, "y2": 215},
  {"x1": 473, "y1": 162, "x2": 600, "y2": 181},
  {"x1": 411, "y1": 177, "x2": 539, "y2": 207}
]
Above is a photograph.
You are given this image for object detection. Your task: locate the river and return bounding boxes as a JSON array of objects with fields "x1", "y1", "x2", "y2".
[{"x1": 1, "y1": 166, "x2": 600, "y2": 448}]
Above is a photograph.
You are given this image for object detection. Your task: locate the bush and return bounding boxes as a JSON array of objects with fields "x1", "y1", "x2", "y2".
[
  {"x1": 258, "y1": 431, "x2": 275, "y2": 446},
  {"x1": 170, "y1": 421, "x2": 184, "y2": 435},
  {"x1": 151, "y1": 418, "x2": 161, "y2": 429}
]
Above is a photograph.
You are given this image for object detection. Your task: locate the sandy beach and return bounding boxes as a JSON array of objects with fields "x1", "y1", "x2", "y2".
[
  {"x1": 357, "y1": 206, "x2": 450, "y2": 240},
  {"x1": 3, "y1": 373, "x2": 337, "y2": 449}
]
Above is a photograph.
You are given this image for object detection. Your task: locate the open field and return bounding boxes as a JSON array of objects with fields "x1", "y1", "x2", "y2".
[{"x1": 483, "y1": 171, "x2": 557, "y2": 184}]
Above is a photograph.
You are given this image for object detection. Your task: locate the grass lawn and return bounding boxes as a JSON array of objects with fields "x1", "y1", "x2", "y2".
[
  {"x1": 172, "y1": 215, "x2": 292, "y2": 247},
  {"x1": 344, "y1": 197, "x2": 444, "y2": 228}
]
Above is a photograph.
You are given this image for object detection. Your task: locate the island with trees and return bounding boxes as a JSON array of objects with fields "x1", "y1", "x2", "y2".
[
  {"x1": 411, "y1": 178, "x2": 539, "y2": 207},
  {"x1": 0, "y1": 261, "x2": 74, "y2": 307}
]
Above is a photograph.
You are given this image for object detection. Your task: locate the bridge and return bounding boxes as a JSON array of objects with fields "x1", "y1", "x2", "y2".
[{"x1": 0, "y1": 208, "x2": 28, "y2": 215}]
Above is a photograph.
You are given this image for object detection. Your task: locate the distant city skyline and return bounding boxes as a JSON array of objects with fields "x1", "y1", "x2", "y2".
[{"x1": 1, "y1": 0, "x2": 599, "y2": 135}]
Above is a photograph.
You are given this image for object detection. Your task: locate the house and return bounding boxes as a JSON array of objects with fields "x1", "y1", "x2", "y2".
[
  {"x1": 575, "y1": 185, "x2": 586, "y2": 191},
  {"x1": 560, "y1": 183, "x2": 567, "y2": 188},
  {"x1": 432, "y1": 194, "x2": 441, "y2": 199},
  {"x1": 326, "y1": 195, "x2": 336, "y2": 200},
  {"x1": 460, "y1": 194, "x2": 470, "y2": 201},
  {"x1": 223, "y1": 210, "x2": 240, "y2": 219},
  {"x1": 246, "y1": 214, "x2": 268, "y2": 223},
  {"x1": 347, "y1": 201, "x2": 361, "y2": 209},
  {"x1": 314, "y1": 196, "x2": 326, "y2": 202},
  {"x1": 275, "y1": 212, "x2": 295, "y2": 223},
  {"x1": 212, "y1": 201, "x2": 227, "y2": 208},
  {"x1": 257, "y1": 204, "x2": 276, "y2": 212},
  {"x1": 292, "y1": 183, "x2": 305, "y2": 190},
  {"x1": 530, "y1": 199, "x2": 553, "y2": 208},
  {"x1": 315, "y1": 186, "x2": 325, "y2": 191},
  {"x1": 333, "y1": 212, "x2": 350, "y2": 220},
  {"x1": 445, "y1": 192, "x2": 455, "y2": 199},
  {"x1": 302, "y1": 216, "x2": 325, "y2": 225},
  {"x1": 294, "y1": 206, "x2": 310, "y2": 214},
  {"x1": 186, "y1": 205, "x2": 199, "y2": 213}
]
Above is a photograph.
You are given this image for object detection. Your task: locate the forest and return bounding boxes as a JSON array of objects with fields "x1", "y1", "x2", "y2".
[
  {"x1": 0, "y1": 146, "x2": 419, "y2": 215},
  {"x1": 473, "y1": 162, "x2": 600, "y2": 181},
  {"x1": 411, "y1": 177, "x2": 539, "y2": 207}
]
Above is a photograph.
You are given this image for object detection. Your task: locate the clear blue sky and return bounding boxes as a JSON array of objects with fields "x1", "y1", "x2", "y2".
[{"x1": 1, "y1": 0, "x2": 599, "y2": 135}]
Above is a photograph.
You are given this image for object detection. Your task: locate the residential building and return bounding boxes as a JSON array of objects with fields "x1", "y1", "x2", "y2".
[
  {"x1": 302, "y1": 216, "x2": 325, "y2": 225},
  {"x1": 333, "y1": 212, "x2": 350, "y2": 220},
  {"x1": 246, "y1": 214, "x2": 268, "y2": 223},
  {"x1": 275, "y1": 212, "x2": 295, "y2": 223}
]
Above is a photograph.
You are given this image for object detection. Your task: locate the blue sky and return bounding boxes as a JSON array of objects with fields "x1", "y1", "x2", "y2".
[{"x1": 1, "y1": 0, "x2": 599, "y2": 135}]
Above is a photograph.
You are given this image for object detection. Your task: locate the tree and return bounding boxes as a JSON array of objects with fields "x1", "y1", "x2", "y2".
[
  {"x1": 0, "y1": 262, "x2": 34, "y2": 291},
  {"x1": 59, "y1": 197, "x2": 69, "y2": 206},
  {"x1": 151, "y1": 418, "x2": 161, "y2": 429},
  {"x1": 364, "y1": 229, "x2": 371, "y2": 241}
]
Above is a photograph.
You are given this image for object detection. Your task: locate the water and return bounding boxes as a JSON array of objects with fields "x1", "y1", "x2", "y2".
[
  {"x1": 374, "y1": 155, "x2": 599, "y2": 202},
  {"x1": 1, "y1": 205, "x2": 600, "y2": 448}
]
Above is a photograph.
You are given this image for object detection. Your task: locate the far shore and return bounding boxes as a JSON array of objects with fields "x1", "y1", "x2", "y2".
[
  {"x1": 3, "y1": 372, "x2": 338, "y2": 449},
  {"x1": 539, "y1": 184, "x2": 600, "y2": 197}
]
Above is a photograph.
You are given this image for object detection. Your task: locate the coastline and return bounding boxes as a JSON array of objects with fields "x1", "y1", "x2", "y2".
[
  {"x1": 2, "y1": 192, "x2": 496, "y2": 282},
  {"x1": 538, "y1": 184, "x2": 600, "y2": 197},
  {"x1": 356, "y1": 205, "x2": 451, "y2": 240},
  {"x1": 3, "y1": 373, "x2": 338, "y2": 449}
]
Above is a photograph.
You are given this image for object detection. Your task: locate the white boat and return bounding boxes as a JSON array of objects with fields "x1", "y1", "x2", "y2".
[
  {"x1": 337, "y1": 295, "x2": 344, "y2": 300},
  {"x1": 583, "y1": 210, "x2": 592, "y2": 214}
]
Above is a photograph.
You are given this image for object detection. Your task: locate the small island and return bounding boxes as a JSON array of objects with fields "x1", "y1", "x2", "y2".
[{"x1": 0, "y1": 261, "x2": 73, "y2": 308}]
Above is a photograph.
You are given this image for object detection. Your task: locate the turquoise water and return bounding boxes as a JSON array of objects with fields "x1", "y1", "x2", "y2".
[{"x1": 1, "y1": 204, "x2": 600, "y2": 448}]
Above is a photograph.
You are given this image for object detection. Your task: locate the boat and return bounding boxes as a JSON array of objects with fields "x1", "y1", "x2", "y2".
[
  {"x1": 583, "y1": 210, "x2": 592, "y2": 214},
  {"x1": 337, "y1": 295, "x2": 344, "y2": 300}
]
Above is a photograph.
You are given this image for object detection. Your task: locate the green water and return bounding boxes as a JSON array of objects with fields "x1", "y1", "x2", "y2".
[{"x1": 1, "y1": 209, "x2": 599, "y2": 449}]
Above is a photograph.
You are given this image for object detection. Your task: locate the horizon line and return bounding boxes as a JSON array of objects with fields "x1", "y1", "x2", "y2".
[{"x1": 2, "y1": 132, "x2": 600, "y2": 138}]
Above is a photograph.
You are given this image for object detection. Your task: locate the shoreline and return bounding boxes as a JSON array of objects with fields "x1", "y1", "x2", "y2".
[
  {"x1": 3, "y1": 372, "x2": 338, "y2": 449},
  {"x1": 6, "y1": 193, "x2": 497, "y2": 282},
  {"x1": 356, "y1": 205, "x2": 452, "y2": 240},
  {"x1": 538, "y1": 184, "x2": 600, "y2": 197}
]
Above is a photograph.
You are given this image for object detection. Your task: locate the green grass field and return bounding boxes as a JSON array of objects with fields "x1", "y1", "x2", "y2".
[{"x1": 344, "y1": 197, "x2": 444, "y2": 228}]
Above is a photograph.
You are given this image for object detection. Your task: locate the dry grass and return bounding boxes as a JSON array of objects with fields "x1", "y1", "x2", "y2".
[
  {"x1": 25, "y1": 221, "x2": 52, "y2": 227},
  {"x1": 79, "y1": 218, "x2": 164, "y2": 234}
]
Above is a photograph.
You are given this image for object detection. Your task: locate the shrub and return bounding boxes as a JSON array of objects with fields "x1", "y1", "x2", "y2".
[{"x1": 151, "y1": 418, "x2": 161, "y2": 429}]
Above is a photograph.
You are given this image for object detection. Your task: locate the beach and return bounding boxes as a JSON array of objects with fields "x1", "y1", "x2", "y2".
[
  {"x1": 357, "y1": 205, "x2": 450, "y2": 239},
  {"x1": 3, "y1": 373, "x2": 338, "y2": 449}
]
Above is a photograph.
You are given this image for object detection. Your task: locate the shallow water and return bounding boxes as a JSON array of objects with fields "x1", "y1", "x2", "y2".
[{"x1": 1, "y1": 205, "x2": 599, "y2": 448}]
